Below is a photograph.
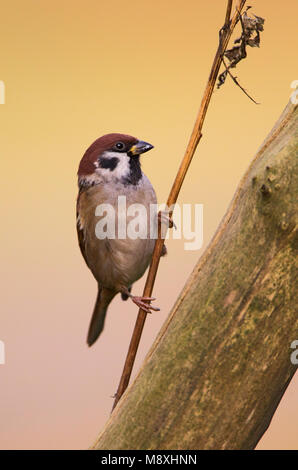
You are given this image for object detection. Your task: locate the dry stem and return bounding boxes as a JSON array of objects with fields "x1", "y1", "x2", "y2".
[{"x1": 112, "y1": 0, "x2": 247, "y2": 411}]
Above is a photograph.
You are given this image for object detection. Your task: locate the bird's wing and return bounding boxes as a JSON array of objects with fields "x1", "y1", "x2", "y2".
[{"x1": 76, "y1": 192, "x2": 89, "y2": 268}]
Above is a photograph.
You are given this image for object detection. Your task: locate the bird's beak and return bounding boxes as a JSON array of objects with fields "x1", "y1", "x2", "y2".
[{"x1": 128, "y1": 140, "x2": 154, "y2": 156}]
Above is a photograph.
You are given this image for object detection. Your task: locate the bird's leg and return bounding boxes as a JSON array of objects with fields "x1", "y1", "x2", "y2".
[
  {"x1": 121, "y1": 285, "x2": 132, "y2": 301},
  {"x1": 158, "y1": 211, "x2": 176, "y2": 240},
  {"x1": 158, "y1": 211, "x2": 176, "y2": 230},
  {"x1": 120, "y1": 287, "x2": 160, "y2": 314}
]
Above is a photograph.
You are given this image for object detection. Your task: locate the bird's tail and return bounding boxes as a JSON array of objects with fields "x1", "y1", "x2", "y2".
[{"x1": 87, "y1": 287, "x2": 116, "y2": 347}]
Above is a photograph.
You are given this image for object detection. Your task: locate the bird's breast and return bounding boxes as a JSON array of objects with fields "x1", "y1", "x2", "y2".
[{"x1": 78, "y1": 175, "x2": 157, "y2": 289}]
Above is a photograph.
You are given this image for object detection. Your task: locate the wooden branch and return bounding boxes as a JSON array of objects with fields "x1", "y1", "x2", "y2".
[
  {"x1": 93, "y1": 100, "x2": 298, "y2": 449},
  {"x1": 112, "y1": 0, "x2": 247, "y2": 411}
]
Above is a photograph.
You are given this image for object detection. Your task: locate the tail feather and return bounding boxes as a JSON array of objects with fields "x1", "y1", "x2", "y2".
[{"x1": 87, "y1": 287, "x2": 115, "y2": 347}]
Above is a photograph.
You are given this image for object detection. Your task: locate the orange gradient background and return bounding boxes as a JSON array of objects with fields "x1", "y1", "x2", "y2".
[{"x1": 0, "y1": 0, "x2": 297, "y2": 449}]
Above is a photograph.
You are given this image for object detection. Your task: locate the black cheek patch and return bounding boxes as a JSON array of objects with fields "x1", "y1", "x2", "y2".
[{"x1": 99, "y1": 156, "x2": 119, "y2": 171}]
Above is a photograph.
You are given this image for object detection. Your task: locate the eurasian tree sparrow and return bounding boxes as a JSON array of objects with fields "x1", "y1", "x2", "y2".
[{"x1": 77, "y1": 133, "x2": 165, "y2": 346}]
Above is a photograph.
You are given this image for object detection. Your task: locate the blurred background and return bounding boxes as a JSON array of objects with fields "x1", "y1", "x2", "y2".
[{"x1": 0, "y1": 0, "x2": 297, "y2": 449}]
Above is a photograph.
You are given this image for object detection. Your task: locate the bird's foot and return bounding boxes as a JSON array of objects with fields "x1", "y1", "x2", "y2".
[
  {"x1": 131, "y1": 295, "x2": 160, "y2": 313},
  {"x1": 158, "y1": 211, "x2": 176, "y2": 230},
  {"x1": 120, "y1": 287, "x2": 160, "y2": 313}
]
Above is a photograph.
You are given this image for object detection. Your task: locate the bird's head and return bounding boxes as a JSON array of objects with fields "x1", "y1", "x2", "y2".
[{"x1": 78, "y1": 133, "x2": 154, "y2": 188}]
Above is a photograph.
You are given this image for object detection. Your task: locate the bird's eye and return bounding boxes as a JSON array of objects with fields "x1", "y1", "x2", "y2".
[{"x1": 115, "y1": 142, "x2": 125, "y2": 151}]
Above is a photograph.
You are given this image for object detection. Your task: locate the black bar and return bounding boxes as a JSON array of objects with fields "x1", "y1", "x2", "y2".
[{"x1": 0, "y1": 449, "x2": 296, "y2": 466}]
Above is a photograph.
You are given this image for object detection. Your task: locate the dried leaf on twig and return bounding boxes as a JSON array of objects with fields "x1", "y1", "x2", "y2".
[{"x1": 217, "y1": 6, "x2": 265, "y2": 102}]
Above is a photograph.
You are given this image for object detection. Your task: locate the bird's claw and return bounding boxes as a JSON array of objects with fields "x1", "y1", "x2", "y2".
[
  {"x1": 158, "y1": 211, "x2": 176, "y2": 230},
  {"x1": 131, "y1": 296, "x2": 160, "y2": 313}
]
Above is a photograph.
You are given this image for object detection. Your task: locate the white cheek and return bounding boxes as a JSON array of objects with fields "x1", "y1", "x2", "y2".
[{"x1": 97, "y1": 151, "x2": 131, "y2": 180}]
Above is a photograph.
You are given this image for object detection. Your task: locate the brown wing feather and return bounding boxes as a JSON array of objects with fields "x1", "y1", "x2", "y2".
[{"x1": 76, "y1": 193, "x2": 89, "y2": 267}]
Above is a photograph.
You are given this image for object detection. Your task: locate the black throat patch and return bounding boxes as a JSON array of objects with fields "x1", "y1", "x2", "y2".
[{"x1": 122, "y1": 156, "x2": 142, "y2": 185}]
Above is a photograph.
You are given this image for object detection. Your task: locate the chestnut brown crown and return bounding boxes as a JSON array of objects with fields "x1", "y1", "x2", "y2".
[{"x1": 78, "y1": 133, "x2": 138, "y2": 176}]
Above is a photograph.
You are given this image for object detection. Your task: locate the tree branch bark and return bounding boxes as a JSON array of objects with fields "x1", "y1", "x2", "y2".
[{"x1": 92, "y1": 100, "x2": 298, "y2": 450}]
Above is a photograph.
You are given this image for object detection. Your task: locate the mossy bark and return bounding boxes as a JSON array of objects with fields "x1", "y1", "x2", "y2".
[{"x1": 93, "y1": 101, "x2": 298, "y2": 450}]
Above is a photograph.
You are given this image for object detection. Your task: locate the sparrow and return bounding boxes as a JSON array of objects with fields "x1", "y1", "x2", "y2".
[{"x1": 77, "y1": 133, "x2": 166, "y2": 346}]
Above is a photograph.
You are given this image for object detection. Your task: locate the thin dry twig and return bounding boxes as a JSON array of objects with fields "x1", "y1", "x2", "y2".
[
  {"x1": 217, "y1": 5, "x2": 265, "y2": 101},
  {"x1": 222, "y1": 57, "x2": 259, "y2": 104},
  {"x1": 112, "y1": 0, "x2": 247, "y2": 412},
  {"x1": 224, "y1": 0, "x2": 233, "y2": 27}
]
